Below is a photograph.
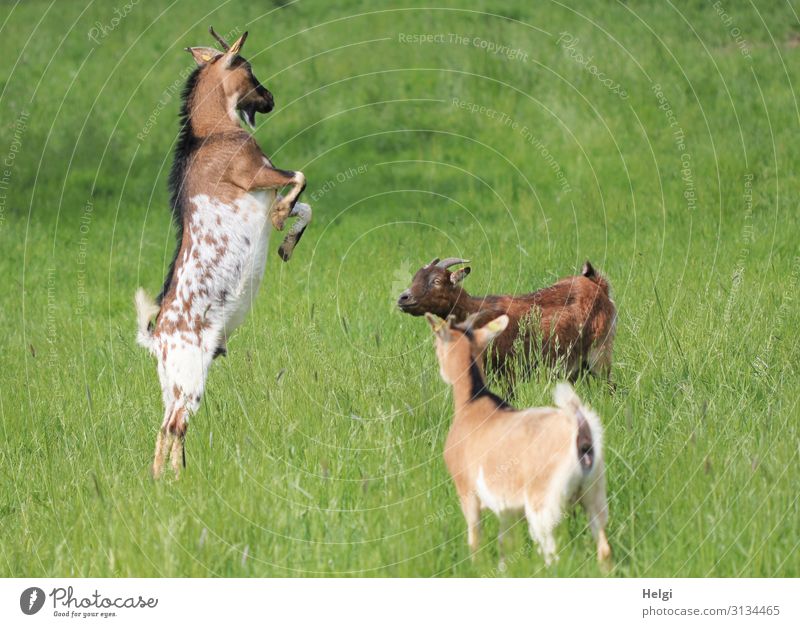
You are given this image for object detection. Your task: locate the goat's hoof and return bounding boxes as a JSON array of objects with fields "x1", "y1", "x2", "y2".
[
  {"x1": 270, "y1": 209, "x2": 288, "y2": 230},
  {"x1": 278, "y1": 242, "x2": 294, "y2": 262},
  {"x1": 598, "y1": 543, "x2": 612, "y2": 565}
]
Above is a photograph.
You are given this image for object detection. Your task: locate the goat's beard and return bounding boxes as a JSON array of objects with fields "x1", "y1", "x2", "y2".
[{"x1": 238, "y1": 104, "x2": 257, "y2": 130}]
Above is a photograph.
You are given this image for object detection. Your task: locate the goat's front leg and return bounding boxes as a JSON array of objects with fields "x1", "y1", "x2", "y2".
[
  {"x1": 460, "y1": 493, "x2": 481, "y2": 560},
  {"x1": 249, "y1": 166, "x2": 306, "y2": 230},
  {"x1": 277, "y1": 199, "x2": 312, "y2": 262}
]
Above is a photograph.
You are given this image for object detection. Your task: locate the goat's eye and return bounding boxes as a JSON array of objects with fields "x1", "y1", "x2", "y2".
[{"x1": 433, "y1": 278, "x2": 442, "y2": 286}]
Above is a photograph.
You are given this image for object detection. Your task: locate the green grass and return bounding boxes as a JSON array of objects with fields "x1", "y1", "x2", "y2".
[{"x1": 1, "y1": 0, "x2": 799, "y2": 577}]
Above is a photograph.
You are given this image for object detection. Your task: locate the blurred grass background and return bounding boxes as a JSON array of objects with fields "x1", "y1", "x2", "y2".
[{"x1": 0, "y1": 0, "x2": 798, "y2": 576}]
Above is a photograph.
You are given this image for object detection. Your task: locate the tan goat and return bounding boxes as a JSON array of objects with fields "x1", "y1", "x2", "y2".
[{"x1": 426, "y1": 313, "x2": 611, "y2": 566}]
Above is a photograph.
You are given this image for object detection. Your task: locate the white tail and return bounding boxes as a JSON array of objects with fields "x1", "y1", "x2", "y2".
[
  {"x1": 135, "y1": 288, "x2": 159, "y2": 354},
  {"x1": 553, "y1": 382, "x2": 604, "y2": 470},
  {"x1": 553, "y1": 381, "x2": 582, "y2": 413}
]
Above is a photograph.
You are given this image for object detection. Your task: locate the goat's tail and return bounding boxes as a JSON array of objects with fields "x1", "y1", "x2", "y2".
[
  {"x1": 135, "y1": 288, "x2": 159, "y2": 355},
  {"x1": 581, "y1": 260, "x2": 611, "y2": 295},
  {"x1": 554, "y1": 382, "x2": 603, "y2": 472}
]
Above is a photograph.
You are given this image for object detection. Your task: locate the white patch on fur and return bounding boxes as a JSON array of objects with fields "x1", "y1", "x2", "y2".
[
  {"x1": 158, "y1": 343, "x2": 207, "y2": 412},
  {"x1": 524, "y1": 454, "x2": 583, "y2": 565},
  {"x1": 151, "y1": 191, "x2": 275, "y2": 350},
  {"x1": 227, "y1": 92, "x2": 240, "y2": 126},
  {"x1": 135, "y1": 288, "x2": 159, "y2": 354},
  {"x1": 183, "y1": 192, "x2": 275, "y2": 342},
  {"x1": 476, "y1": 467, "x2": 500, "y2": 514},
  {"x1": 553, "y1": 382, "x2": 580, "y2": 412},
  {"x1": 526, "y1": 501, "x2": 560, "y2": 564},
  {"x1": 476, "y1": 466, "x2": 525, "y2": 517}
]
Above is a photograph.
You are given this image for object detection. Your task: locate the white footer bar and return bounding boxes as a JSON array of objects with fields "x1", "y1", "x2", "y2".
[{"x1": 1, "y1": 578, "x2": 798, "y2": 626}]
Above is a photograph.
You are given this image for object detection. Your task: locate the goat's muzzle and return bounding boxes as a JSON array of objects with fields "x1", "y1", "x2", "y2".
[
  {"x1": 250, "y1": 83, "x2": 274, "y2": 113},
  {"x1": 257, "y1": 86, "x2": 274, "y2": 113},
  {"x1": 239, "y1": 88, "x2": 274, "y2": 128},
  {"x1": 397, "y1": 290, "x2": 420, "y2": 314}
]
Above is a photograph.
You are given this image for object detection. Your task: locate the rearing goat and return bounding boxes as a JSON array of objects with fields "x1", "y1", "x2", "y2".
[
  {"x1": 426, "y1": 313, "x2": 611, "y2": 566},
  {"x1": 135, "y1": 28, "x2": 311, "y2": 477}
]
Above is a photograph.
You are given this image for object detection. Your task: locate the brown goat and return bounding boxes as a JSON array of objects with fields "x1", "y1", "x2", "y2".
[
  {"x1": 398, "y1": 258, "x2": 616, "y2": 382},
  {"x1": 135, "y1": 28, "x2": 311, "y2": 477}
]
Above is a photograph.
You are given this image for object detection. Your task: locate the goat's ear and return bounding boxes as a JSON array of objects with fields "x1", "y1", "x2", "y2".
[
  {"x1": 425, "y1": 313, "x2": 443, "y2": 333},
  {"x1": 473, "y1": 315, "x2": 509, "y2": 345},
  {"x1": 223, "y1": 31, "x2": 248, "y2": 66},
  {"x1": 186, "y1": 46, "x2": 222, "y2": 66},
  {"x1": 450, "y1": 267, "x2": 471, "y2": 285}
]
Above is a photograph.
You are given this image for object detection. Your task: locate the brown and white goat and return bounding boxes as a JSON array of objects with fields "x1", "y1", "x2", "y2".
[
  {"x1": 135, "y1": 28, "x2": 311, "y2": 477},
  {"x1": 427, "y1": 313, "x2": 611, "y2": 566},
  {"x1": 399, "y1": 258, "x2": 616, "y2": 383}
]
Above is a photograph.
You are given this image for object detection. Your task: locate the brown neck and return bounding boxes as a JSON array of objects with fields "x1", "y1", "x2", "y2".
[
  {"x1": 449, "y1": 288, "x2": 481, "y2": 321},
  {"x1": 189, "y1": 80, "x2": 239, "y2": 137}
]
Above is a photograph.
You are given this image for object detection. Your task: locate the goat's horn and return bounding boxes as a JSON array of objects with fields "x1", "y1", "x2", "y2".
[
  {"x1": 209, "y1": 26, "x2": 230, "y2": 51},
  {"x1": 425, "y1": 257, "x2": 440, "y2": 268},
  {"x1": 437, "y1": 257, "x2": 470, "y2": 269}
]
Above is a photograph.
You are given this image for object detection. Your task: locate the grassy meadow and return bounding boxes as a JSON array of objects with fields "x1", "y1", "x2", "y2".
[{"x1": 1, "y1": 0, "x2": 799, "y2": 577}]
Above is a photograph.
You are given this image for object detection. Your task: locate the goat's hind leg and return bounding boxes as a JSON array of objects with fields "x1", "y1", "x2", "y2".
[
  {"x1": 165, "y1": 384, "x2": 206, "y2": 478},
  {"x1": 588, "y1": 322, "x2": 615, "y2": 389},
  {"x1": 525, "y1": 499, "x2": 560, "y2": 566},
  {"x1": 152, "y1": 404, "x2": 174, "y2": 479},
  {"x1": 156, "y1": 343, "x2": 209, "y2": 478},
  {"x1": 580, "y1": 468, "x2": 612, "y2": 565},
  {"x1": 153, "y1": 401, "x2": 188, "y2": 479},
  {"x1": 167, "y1": 402, "x2": 190, "y2": 476},
  {"x1": 497, "y1": 511, "x2": 518, "y2": 571}
]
